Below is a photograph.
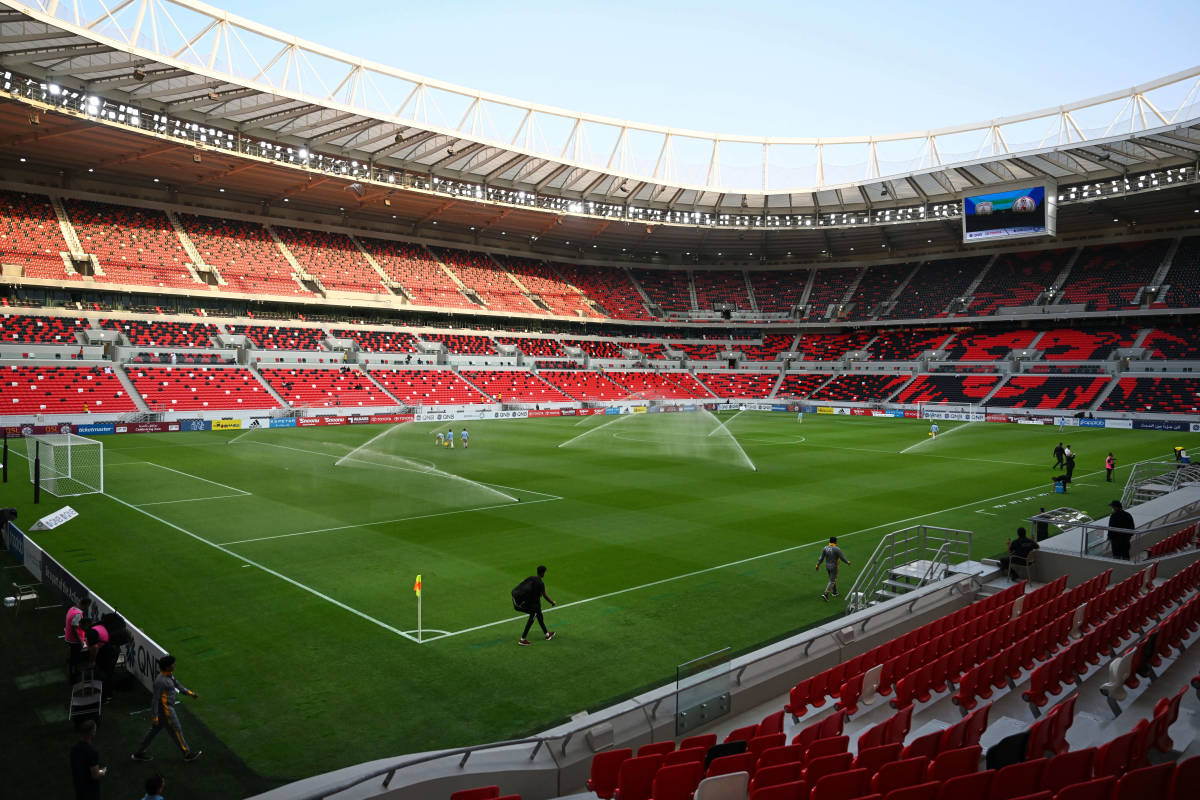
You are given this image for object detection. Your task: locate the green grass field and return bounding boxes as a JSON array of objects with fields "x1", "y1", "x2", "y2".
[{"x1": 8, "y1": 410, "x2": 1198, "y2": 782}]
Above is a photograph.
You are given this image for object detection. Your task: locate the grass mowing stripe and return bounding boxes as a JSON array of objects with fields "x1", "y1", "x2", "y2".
[
  {"x1": 218, "y1": 496, "x2": 560, "y2": 545},
  {"x1": 137, "y1": 493, "x2": 250, "y2": 507},
  {"x1": 133, "y1": 461, "x2": 253, "y2": 495},
  {"x1": 900, "y1": 420, "x2": 978, "y2": 453},
  {"x1": 99, "y1": 491, "x2": 420, "y2": 643}
]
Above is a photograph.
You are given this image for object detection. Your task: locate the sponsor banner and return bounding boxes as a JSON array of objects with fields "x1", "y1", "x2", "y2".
[
  {"x1": 246, "y1": 417, "x2": 269, "y2": 430},
  {"x1": 1106, "y1": 419, "x2": 1134, "y2": 430},
  {"x1": 76, "y1": 422, "x2": 115, "y2": 435},
  {"x1": 1192, "y1": 423, "x2": 1200, "y2": 433},
  {"x1": 647, "y1": 406, "x2": 663, "y2": 413},
  {"x1": 3, "y1": 423, "x2": 74, "y2": 438},
  {"x1": 632, "y1": 406, "x2": 647, "y2": 414},
  {"x1": 986, "y1": 414, "x2": 1013, "y2": 423},
  {"x1": 887, "y1": 410, "x2": 906, "y2": 418},
  {"x1": 1133, "y1": 419, "x2": 1190, "y2": 432},
  {"x1": 851, "y1": 408, "x2": 871, "y2": 416},
  {"x1": 560, "y1": 408, "x2": 577, "y2": 416},
  {"x1": 1017, "y1": 418, "x2": 1050, "y2": 425},
  {"x1": 903, "y1": 410, "x2": 919, "y2": 418},
  {"x1": 118, "y1": 421, "x2": 177, "y2": 434},
  {"x1": 871, "y1": 410, "x2": 890, "y2": 417},
  {"x1": 211, "y1": 419, "x2": 243, "y2": 431},
  {"x1": 605, "y1": 407, "x2": 623, "y2": 415},
  {"x1": 323, "y1": 417, "x2": 347, "y2": 426},
  {"x1": 661, "y1": 405, "x2": 682, "y2": 413},
  {"x1": 270, "y1": 417, "x2": 297, "y2": 428},
  {"x1": 816, "y1": 406, "x2": 836, "y2": 415},
  {"x1": 4, "y1": 523, "x2": 24, "y2": 564},
  {"x1": 772, "y1": 405, "x2": 790, "y2": 412},
  {"x1": 296, "y1": 416, "x2": 323, "y2": 427},
  {"x1": 39, "y1": 552, "x2": 90, "y2": 617},
  {"x1": 527, "y1": 409, "x2": 562, "y2": 418},
  {"x1": 1079, "y1": 418, "x2": 1106, "y2": 428},
  {"x1": 683, "y1": 405, "x2": 699, "y2": 413},
  {"x1": 347, "y1": 415, "x2": 371, "y2": 425},
  {"x1": 30, "y1": 506, "x2": 79, "y2": 531},
  {"x1": 180, "y1": 419, "x2": 210, "y2": 432},
  {"x1": 834, "y1": 407, "x2": 851, "y2": 415},
  {"x1": 367, "y1": 414, "x2": 413, "y2": 424}
]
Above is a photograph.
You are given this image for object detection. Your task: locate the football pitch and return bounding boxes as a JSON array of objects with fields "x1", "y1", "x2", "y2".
[{"x1": 8, "y1": 410, "x2": 1198, "y2": 779}]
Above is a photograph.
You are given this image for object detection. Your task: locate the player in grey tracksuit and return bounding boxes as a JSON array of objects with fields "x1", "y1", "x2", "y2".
[
  {"x1": 131, "y1": 655, "x2": 202, "y2": 762},
  {"x1": 815, "y1": 537, "x2": 851, "y2": 601}
]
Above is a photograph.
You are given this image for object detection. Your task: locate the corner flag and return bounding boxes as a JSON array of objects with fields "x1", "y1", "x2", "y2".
[{"x1": 413, "y1": 574, "x2": 422, "y2": 597}]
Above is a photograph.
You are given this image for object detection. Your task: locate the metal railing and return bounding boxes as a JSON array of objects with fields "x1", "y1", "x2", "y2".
[
  {"x1": 844, "y1": 525, "x2": 973, "y2": 614},
  {"x1": 1123, "y1": 460, "x2": 1200, "y2": 507},
  {"x1": 1059, "y1": 511, "x2": 1200, "y2": 560}
]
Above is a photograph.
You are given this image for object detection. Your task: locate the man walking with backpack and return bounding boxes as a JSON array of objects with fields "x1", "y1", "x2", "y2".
[{"x1": 512, "y1": 565, "x2": 556, "y2": 646}]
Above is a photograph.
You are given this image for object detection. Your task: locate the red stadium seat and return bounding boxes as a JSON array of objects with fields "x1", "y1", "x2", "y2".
[
  {"x1": 651, "y1": 761, "x2": 705, "y2": 800},
  {"x1": 1112, "y1": 763, "x2": 1175, "y2": 800},
  {"x1": 933, "y1": 770, "x2": 993, "y2": 800},
  {"x1": 706, "y1": 751, "x2": 755, "y2": 779},
  {"x1": 450, "y1": 786, "x2": 499, "y2": 800},
  {"x1": 987, "y1": 759, "x2": 1046, "y2": 800},
  {"x1": 882, "y1": 781, "x2": 939, "y2": 800},
  {"x1": 1053, "y1": 776, "x2": 1115, "y2": 800},
  {"x1": 587, "y1": 748, "x2": 631, "y2": 799},
  {"x1": 637, "y1": 741, "x2": 675, "y2": 758},
  {"x1": 663, "y1": 747, "x2": 707, "y2": 767},
  {"x1": 613, "y1": 753, "x2": 663, "y2": 800},
  {"x1": 853, "y1": 743, "x2": 903, "y2": 777},
  {"x1": 803, "y1": 753, "x2": 854, "y2": 786},
  {"x1": 1171, "y1": 756, "x2": 1200, "y2": 800},
  {"x1": 926, "y1": 745, "x2": 982, "y2": 782},
  {"x1": 750, "y1": 762, "x2": 804, "y2": 794},
  {"x1": 1041, "y1": 748, "x2": 1095, "y2": 794},
  {"x1": 870, "y1": 757, "x2": 930, "y2": 796},
  {"x1": 809, "y1": 768, "x2": 870, "y2": 800}
]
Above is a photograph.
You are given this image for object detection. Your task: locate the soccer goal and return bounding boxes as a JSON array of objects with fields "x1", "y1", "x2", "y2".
[{"x1": 25, "y1": 433, "x2": 104, "y2": 497}]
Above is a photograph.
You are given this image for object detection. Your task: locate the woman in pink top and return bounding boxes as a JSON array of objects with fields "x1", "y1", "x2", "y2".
[
  {"x1": 65, "y1": 596, "x2": 92, "y2": 683},
  {"x1": 1105, "y1": 452, "x2": 1115, "y2": 483}
]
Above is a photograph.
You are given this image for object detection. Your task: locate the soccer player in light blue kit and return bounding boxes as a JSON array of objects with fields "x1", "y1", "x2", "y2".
[
  {"x1": 461, "y1": 428, "x2": 469, "y2": 449},
  {"x1": 930, "y1": 422, "x2": 939, "y2": 438}
]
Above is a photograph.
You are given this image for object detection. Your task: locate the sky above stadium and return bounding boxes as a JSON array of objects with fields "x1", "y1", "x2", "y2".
[{"x1": 220, "y1": 0, "x2": 1198, "y2": 139}]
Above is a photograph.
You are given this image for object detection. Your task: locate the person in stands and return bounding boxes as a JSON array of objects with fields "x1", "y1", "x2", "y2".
[
  {"x1": 1107, "y1": 500, "x2": 1136, "y2": 560},
  {"x1": 999, "y1": 527, "x2": 1039, "y2": 578},
  {"x1": 141, "y1": 773, "x2": 166, "y2": 800},
  {"x1": 70, "y1": 719, "x2": 106, "y2": 800}
]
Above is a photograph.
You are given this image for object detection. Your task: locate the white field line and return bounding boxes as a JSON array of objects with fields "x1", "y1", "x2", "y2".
[
  {"x1": 707, "y1": 409, "x2": 746, "y2": 437},
  {"x1": 228, "y1": 430, "x2": 254, "y2": 445},
  {"x1": 900, "y1": 421, "x2": 979, "y2": 454},
  {"x1": 557, "y1": 412, "x2": 631, "y2": 448},
  {"x1": 137, "y1": 494, "x2": 248, "y2": 507},
  {"x1": 100, "y1": 491, "x2": 418, "y2": 642},
  {"x1": 333, "y1": 421, "x2": 409, "y2": 467},
  {"x1": 421, "y1": 458, "x2": 1156, "y2": 643},
  {"x1": 218, "y1": 496, "x2": 561, "y2": 546},
  {"x1": 112, "y1": 461, "x2": 252, "y2": 496}
]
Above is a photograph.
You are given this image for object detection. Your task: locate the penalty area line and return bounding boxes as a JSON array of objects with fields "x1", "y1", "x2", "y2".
[{"x1": 101, "y1": 492, "x2": 419, "y2": 642}]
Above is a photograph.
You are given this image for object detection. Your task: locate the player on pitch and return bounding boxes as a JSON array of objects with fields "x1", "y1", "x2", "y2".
[{"x1": 816, "y1": 537, "x2": 851, "y2": 601}]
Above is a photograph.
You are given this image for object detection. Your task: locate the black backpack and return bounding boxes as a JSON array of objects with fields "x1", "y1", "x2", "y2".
[{"x1": 511, "y1": 577, "x2": 537, "y2": 612}]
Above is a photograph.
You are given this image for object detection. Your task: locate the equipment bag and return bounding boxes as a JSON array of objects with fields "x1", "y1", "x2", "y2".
[{"x1": 511, "y1": 577, "x2": 537, "y2": 612}]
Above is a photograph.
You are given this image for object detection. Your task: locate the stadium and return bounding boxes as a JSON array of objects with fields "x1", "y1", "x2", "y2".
[{"x1": 1, "y1": 1, "x2": 1199, "y2": 798}]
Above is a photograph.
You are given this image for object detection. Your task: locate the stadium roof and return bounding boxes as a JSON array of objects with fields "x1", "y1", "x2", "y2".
[{"x1": 3, "y1": 0, "x2": 1200, "y2": 221}]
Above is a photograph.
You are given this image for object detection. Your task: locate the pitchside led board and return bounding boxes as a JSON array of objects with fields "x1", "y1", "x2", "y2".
[{"x1": 962, "y1": 183, "x2": 1057, "y2": 243}]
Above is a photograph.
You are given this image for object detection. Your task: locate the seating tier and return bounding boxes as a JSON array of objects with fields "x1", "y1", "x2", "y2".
[
  {"x1": 228, "y1": 324, "x2": 326, "y2": 351},
  {"x1": 177, "y1": 213, "x2": 310, "y2": 297},
  {"x1": 126, "y1": 366, "x2": 277, "y2": 411},
  {"x1": 813, "y1": 374, "x2": 912, "y2": 402},
  {"x1": 356, "y1": 238, "x2": 475, "y2": 309},
  {"x1": 99, "y1": 319, "x2": 217, "y2": 348},
  {"x1": 1, "y1": 314, "x2": 88, "y2": 345},
  {"x1": 3, "y1": 364, "x2": 136, "y2": 413},
  {"x1": 553, "y1": 262, "x2": 652, "y2": 320},
  {"x1": 968, "y1": 248, "x2": 1073, "y2": 316},
  {"x1": 274, "y1": 226, "x2": 386, "y2": 294},
  {"x1": 537, "y1": 370, "x2": 628, "y2": 401},
  {"x1": 695, "y1": 372, "x2": 777, "y2": 399},
  {"x1": 258, "y1": 367, "x2": 393, "y2": 408},
  {"x1": 693, "y1": 270, "x2": 750, "y2": 310},
  {"x1": 366, "y1": 369, "x2": 487, "y2": 405},
  {"x1": 459, "y1": 370, "x2": 569, "y2": 403},
  {"x1": 893, "y1": 374, "x2": 1001, "y2": 404},
  {"x1": 887, "y1": 257, "x2": 988, "y2": 320},
  {"x1": 988, "y1": 376, "x2": 1111, "y2": 410},
  {"x1": 1100, "y1": 377, "x2": 1200, "y2": 414},
  {"x1": 0, "y1": 189, "x2": 74, "y2": 280},
  {"x1": 748, "y1": 268, "x2": 808, "y2": 313}
]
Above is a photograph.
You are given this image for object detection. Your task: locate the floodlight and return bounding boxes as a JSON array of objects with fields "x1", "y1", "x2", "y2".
[{"x1": 133, "y1": 69, "x2": 146, "y2": 81}]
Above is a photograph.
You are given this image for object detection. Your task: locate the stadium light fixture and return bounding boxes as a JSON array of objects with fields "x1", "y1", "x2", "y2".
[
  {"x1": 218, "y1": 188, "x2": 225, "y2": 192},
  {"x1": 283, "y1": 198, "x2": 289, "y2": 202},
  {"x1": 18, "y1": 157, "x2": 26, "y2": 162},
  {"x1": 133, "y1": 68, "x2": 146, "y2": 81}
]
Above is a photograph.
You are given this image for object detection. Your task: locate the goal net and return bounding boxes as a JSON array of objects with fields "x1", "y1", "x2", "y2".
[{"x1": 25, "y1": 433, "x2": 104, "y2": 497}]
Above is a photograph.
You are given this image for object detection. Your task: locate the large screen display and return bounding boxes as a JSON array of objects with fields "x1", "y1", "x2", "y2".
[{"x1": 962, "y1": 185, "x2": 1055, "y2": 242}]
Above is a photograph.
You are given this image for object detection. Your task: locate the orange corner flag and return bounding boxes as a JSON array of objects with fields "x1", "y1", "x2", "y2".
[{"x1": 413, "y1": 574, "x2": 422, "y2": 597}]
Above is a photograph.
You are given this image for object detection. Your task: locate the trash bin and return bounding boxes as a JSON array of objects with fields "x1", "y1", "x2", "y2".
[{"x1": 1054, "y1": 478, "x2": 1066, "y2": 493}]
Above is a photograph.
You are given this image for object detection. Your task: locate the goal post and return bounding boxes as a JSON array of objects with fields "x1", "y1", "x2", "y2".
[{"x1": 25, "y1": 433, "x2": 104, "y2": 497}]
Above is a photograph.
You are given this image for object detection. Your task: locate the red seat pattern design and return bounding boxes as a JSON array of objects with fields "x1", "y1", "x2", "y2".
[
  {"x1": 421, "y1": 333, "x2": 497, "y2": 355},
  {"x1": 695, "y1": 372, "x2": 777, "y2": 399},
  {"x1": 740, "y1": 335, "x2": 795, "y2": 361},
  {"x1": 633, "y1": 268, "x2": 692, "y2": 313},
  {"x1": 552, "y1": 262, "x2": 652, "y2": 320},
  {"x1": 366, "y1": 369, "x2": 487, "y2": 405},
  {"x1": 274, "y1": 226, "x2": 386, "y2": 294},
  {"x1": 944, "y1": 330, "x2": 1038, "y2": 361},
  {"x1": 1164, "y1": 236, "x2": 1200, "y2": 309},
  {"x1": 259, "y1": 367, "x2": 393, "y2": 407},
  {"x1": 987, "y1": 376, "x2": 1109, "y2": 410},
  {"x1": 777, "y1": 373, "x2": 828, "y2": 398},
  {"x1": 1101, "y1": 377, "x2": 1200, "y2": 414},
  {"x1": 867, "y1": 329, "x2": 951, "y2": 361},
  {"x1": 63, "y1": 199, "x2": 197, "y2": 290},
  {"x1": 1035, "y1": 329, "x2": 1138, "y2": 360},
  {"x1": 693, "y1": 270, "x2": 749, "y2": 309},
  {"x1": 1060, "y1": 240, "x2": 1169, "y2": 310},
  {"x1": 813, "y1": 374, "x2": 911, "y2": 402},
  {"x1": 127, "y1": 366, "x2": 277, "y2": 411},
  {"x1": 674, "y1": 343, "x2": 725, "y2": 360},
  {"x1": 1, "y1": 314, "x2": 88, "y2": 345},
  {"x1": 605, "y1": 371, "x2": 713, "y2": 399},
  {"x1": 177, "y1": 213, "x2": 311, "y2": 297},
  {"x1": 3, "y1": 365, "x2": 136, "y2": 413},
  {"x1": 887, "y1": 257, "x2": 988, "y2": 320},
  {"x1": 99, "y1": 319, "x2": 217, "y2": 348},
  {"x1": 844, "y1": 262, "x2": 913, "y2": 320},
  {"x1": 492, "y1": 256, "x2": 604, "y2": 318},
  {"x1": 459, "y1": 370, "x2": 569, "y2": 402},
  {"x1": 495, "y1": 336, "x2": 565, "y2": 357},
  {"x1": 749, "y1": 269, "x2": 809, "y2": 313},
  {"x1": 228, "y1": 324, "x2": 326, "y2": 351},
  {"x1": 893, "y1": 374, "x2": 1000, "y2": 406},
  {"x1": 795, "y1": 331, "x2": 874, "y2": 361},
  {"x1": 130, "y1": 351, "x2": 230, "y2": 365},
  {"x1": 356, "y1": 238, "x2": 475, "y2": 309},
  {"x1": 0, "y1": 190, "x2": 74, "y2": 279},
  {"x1": 1142, "y1": 326, "x2": 1200, "y2": 359},
  {"x1": 805, "y1": 268, "x2": 858, "y2": 319},
  {"x1": 620, "y1": 341, "x2": 669, "y2": 360},
  {"x1": 967, "y1": 249, "x2": 1072, "y2": 316},
  {"x1": 433, "y1": 247, "x2": 539, "y2": 314},
  {"x1": 332, "y1": 329, "x2": 418, "y2": 353},
  {"x1": 537, "y1": 370, "x2": 628, "y2": 401},
  {"x1": 563, "y1": 339, "x2": 626, "y2": 359}
]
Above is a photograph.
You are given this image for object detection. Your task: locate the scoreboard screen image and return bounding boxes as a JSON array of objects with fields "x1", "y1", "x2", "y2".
[{"x1": 962, "y1": 185, "x2": 1056, "y2": 242}]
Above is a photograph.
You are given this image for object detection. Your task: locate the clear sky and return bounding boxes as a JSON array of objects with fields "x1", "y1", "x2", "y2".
[{"x1": 217, "y1": 0, "x2": 1197, "y2": 139}]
